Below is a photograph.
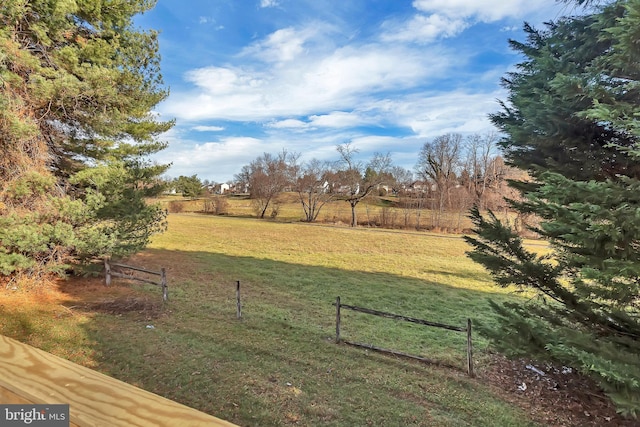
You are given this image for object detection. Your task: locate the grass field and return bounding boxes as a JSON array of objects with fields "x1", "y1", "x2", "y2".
[
  {"x1": 0, "y1": 213, "x2": 543, "y2": 426},
  {"x1": 157, "y1": 192, "x2": 491, "y2": 233}
]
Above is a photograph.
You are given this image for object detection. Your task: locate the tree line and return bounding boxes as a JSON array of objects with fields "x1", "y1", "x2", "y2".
[{"x1": 170, "y1": 133, "x2": 519, "y2": 230}]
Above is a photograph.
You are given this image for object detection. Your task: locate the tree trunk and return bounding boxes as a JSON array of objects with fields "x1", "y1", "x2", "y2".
[
  {"x1": 259, "y1": 201, "x2": 269, "y2": 218},
  {"x1": 350, "y1": 200, "x2": 358, "y2": 227}
]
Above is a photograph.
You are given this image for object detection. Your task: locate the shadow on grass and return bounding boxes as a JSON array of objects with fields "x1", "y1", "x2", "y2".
[{"x1": 20, "y1": 247, "x2": 534, "y2": 427}]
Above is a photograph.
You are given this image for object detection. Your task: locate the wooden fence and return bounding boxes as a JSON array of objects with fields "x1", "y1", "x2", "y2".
[
  {"x1": 334, "y1": 297, "x2": 474, "y2": 377},
  {"x1": 104, "y1": 259, "x2": 168, "y2": 302}
]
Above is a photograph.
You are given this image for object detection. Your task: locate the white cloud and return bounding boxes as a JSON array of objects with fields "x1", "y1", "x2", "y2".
[
  {"x1": 386, "y1": 90, "x2": 503, "y2": 137},
  {"x1": 500, "y1": 25, "x2": 520, "y2": 32},
  {"x1": 265, "y1": 111, "x2": 369, "y2": 131},
  {"x1": 381, "y1": 13, "x2": 468, "y2": 44},
  {"x1": 153, "y1": 136, "x2": 265, "y2": 181},
  {"x1": 381, "y1": 0, "x2": 566, "y2": 46},
  {"x1": 184, "y1": 67, "x2": 262, "y2": 95},
  {"x1": 162, "y1": 34, "x2": 452, "y2": 122},
  {"x1": 240, "y1": 24, "x2": 336, "y2": 63},
  {"x1": 260, "y1": 0, "x2": 279, "y2": 8},
  {"x1": 304, "y1": 44, "x2": 434, "y2": 97},
  {"x1": 349, "y1": 135, "x2": 403, "y2": 153},
  {"x1": 266, "y1": 119, "x2": 308, "y2": 129},
  {"x1": 411, "y1": 0, "x2": 560, "y2": 22},
  {"x1": 309, "y1": 111, "x2": 365, "y2": 128},
  {"x1": 198, "y1": 16, "x2": 224, "y2": 30},
  {"x1": 193, "y1": 125, "x2": 225, "y2": 132},
  {"x1": 241, "y1": 27, "x2": 307, "y2": 62}
]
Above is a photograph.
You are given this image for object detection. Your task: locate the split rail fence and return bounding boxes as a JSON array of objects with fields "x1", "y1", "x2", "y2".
[
  {"x1": 334, "y1": 296, "x2": 474, "y2": 377},
  {"x1": 104, "y1": 259, "x2": 168, "y2": 302}
]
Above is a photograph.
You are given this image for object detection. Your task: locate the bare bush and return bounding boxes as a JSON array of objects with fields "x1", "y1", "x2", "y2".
[
  {"x1": 167, "y1": 200, "x2": 185, "y2": 213},
  {"x1": 270, "y1": 203, "x2": 280, "y2": 219},
  {"x1": 380, "y1": 207, "x2": 398, "y2": 228},
  {"x1": 203, "y1": 197, "x2": 229, "y2": 215}
]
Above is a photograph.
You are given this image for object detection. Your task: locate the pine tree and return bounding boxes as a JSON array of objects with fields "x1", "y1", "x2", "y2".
[
  {"x1": 465, "y1": 0, "x2": 640, "y2": 416},
  {"x1": 174, "y1": 175, "x2": 204, "y2": 199},
  {"x1": 0, "y1": 0, "x2": 172, "y2": 277},
  {"x1": 491, "y1": 2, "x2": 640, "y2": 181}
]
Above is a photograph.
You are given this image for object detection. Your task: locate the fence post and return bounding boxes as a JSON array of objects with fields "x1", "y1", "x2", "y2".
[
  {"x1": 236, "y1": 281, "x2": 242, "y2": 319},
  {"x1": 161, "y1": 268, "x2": 168, "y2": 302},
  {"x1": 104, "y1": 258, "x2": 111, "y2": 286},
  {"x1": 467, "y1": 318, "x2": 474, "y2": 377},
  {"x1": 335, "y1": 296, "x2": 341, "y2": 343}
]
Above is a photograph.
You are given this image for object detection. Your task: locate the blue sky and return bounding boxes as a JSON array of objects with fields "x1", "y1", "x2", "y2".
[{"x1": 136, "y1": 0, "x2": 578, "y2": 183}]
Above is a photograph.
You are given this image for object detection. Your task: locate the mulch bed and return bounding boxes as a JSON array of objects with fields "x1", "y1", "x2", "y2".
[{"x1": 481, "y1": 353, "x2": 638, "y2": 427}]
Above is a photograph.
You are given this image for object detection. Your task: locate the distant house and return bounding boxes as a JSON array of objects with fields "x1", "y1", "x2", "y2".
[
  {"x1": 336, "y1": 183, "x2": 360, "y2": 195},
  {"x1": 409, "y1": 181, "x2": 427, "y2": 193},
  {"x1": 230, "y1": 183, "x2": 249, "y2": 194},
  {"x1": 377, "y1": 184, "x2": 391, "y2": 193},
  {"x1": 208, "y1": 183, "x2": 231, "y2": 194}
]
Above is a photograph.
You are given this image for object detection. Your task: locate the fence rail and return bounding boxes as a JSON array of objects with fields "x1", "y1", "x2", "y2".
[
  {"x1": 334, "y1": 297, "x2": 474, "y2": 377},
  {"x1": 104, "y1": 259, "x2": 168, "y2": 302}
]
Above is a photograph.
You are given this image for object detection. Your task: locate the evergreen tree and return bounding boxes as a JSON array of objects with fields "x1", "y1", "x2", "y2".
[
  {"x1": 490, "y1": 1, "x2": 640, "y2": 181},
  {"x1": 174, "y1": 175, "x2": 204, "y2": 199},
  {"x1": 465, "y1": 0, "x2": 640, "y2": 416},
  {"x1": 0, "y1": 0, "x2": 172, "y2": 277}
]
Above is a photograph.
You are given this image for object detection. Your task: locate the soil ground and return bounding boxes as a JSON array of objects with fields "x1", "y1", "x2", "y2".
[{"x1": 482, "y1": 354, "x2": 638, "y2": 426}]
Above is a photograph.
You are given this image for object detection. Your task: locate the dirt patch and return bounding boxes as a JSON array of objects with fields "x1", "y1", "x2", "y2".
[
  {"x1": 55, "y1": 276, "x2": 167, "y2": 319},
  {"x1": 85, "y1": 295, "x2": 163, "y2": 317},
  {"x1": 481, "y1": 353, "x2": 637, "y2": 427}
]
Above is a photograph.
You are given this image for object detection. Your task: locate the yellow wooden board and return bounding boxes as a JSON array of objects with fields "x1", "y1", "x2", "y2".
[{"x1": 0, "y1": 335, "x2": 237, "y2": 426}]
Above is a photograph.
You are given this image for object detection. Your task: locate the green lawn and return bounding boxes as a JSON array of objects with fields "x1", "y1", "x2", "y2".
[{"x1": 0, "y1": 213, "x2": 539, "y2": 426}]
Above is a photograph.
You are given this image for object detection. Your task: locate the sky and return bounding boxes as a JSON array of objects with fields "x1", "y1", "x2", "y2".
[{"x1": 135, "y1": 0, "x2": 580, "y2": 183}]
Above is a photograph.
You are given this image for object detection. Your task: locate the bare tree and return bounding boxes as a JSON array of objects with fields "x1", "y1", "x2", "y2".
[
  {"x1": 463, "y1": 132, "x2": 499, "y2": 210},
  {"x1": 413, "y1": 189, "x2": 428, "y2": 230},
  {"x1": 294, "y1": 158, "x2": 335, "y2": 222},
  {"x1": 483, "y1": 155, "x2": 514, "y2": 211},
  {"x1": 416, "y1": 133, "x2": 462, "y2": 227},
  {"x1": 335, "y1": 143, "x2": 392, "y2": 227},
  {"x1": 235, "y1": 150, "x2": 298, "y2": 219},
  {"x1": 390, "y1": 166, "x2": 415, "y2": 228},
  {"x1": 390, "y1": 166, "x2": 414, "y2": 195}
]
